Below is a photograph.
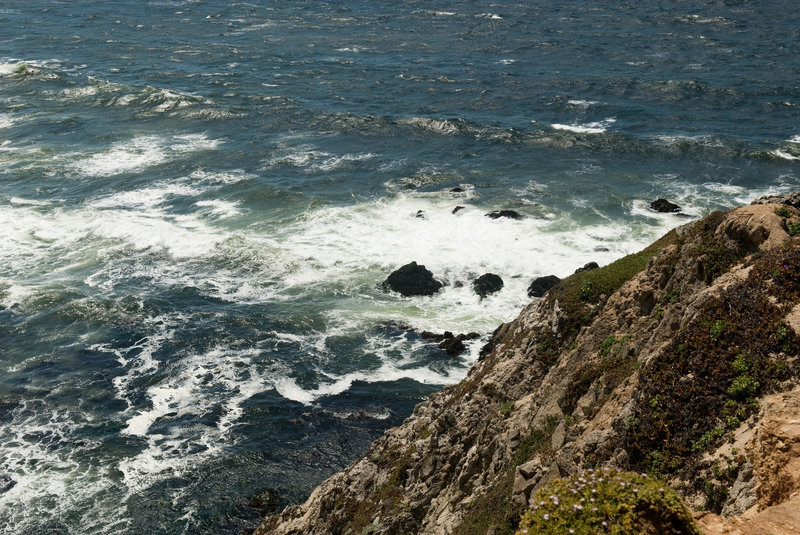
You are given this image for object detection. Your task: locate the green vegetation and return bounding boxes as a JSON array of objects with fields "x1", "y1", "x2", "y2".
[
  {"x1": 516, "y1": 469, "x2": 701, "y2": 535},
  {"x1": 561, "y1": 336, "x2": 637, "y2": 419},
  {"x1": 535, "y1": 230, "x2": 680, "y2": 363},
  {"x1": 623, "y1": 239, "x2": 800, "y2": 512},
  {"x1": 774, "y1": 205, "x2": 800, "y2": 237},
  {"x1": 453, "y1": 417, "x2": 560, "y2": 535}
]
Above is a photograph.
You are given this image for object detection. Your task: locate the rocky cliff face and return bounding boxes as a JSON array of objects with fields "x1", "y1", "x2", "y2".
[{"x1": 257, "y1": 199, "x2": 800, "y2": 535}]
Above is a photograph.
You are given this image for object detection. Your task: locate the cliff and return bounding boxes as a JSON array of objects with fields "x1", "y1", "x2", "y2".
[{"x1": 257, "y1": 196, "x2": 800, "y2": 535}]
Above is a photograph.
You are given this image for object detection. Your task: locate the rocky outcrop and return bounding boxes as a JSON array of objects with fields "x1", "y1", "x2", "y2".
[
  {"x1": 753, "y1": 190, "x2": 800, "y2": 209},
  {"x1": 259, "y1": 198, "x2": 800, "y2": 535},
  {"x1": 383, "y1": 262, "x2": 443, "y2": 297}
]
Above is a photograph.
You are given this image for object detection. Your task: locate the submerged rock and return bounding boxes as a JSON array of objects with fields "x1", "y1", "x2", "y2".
[
  {"x1": 650, "y1": 198, "x2": 681, "y2": 213},
  {"x1": 248, "y1": 488, "x2": 281, "y2": 516},
  {"x1": 473, "y1": 273, "x2": 504, "y2": 297},
  {"x1": 383, "y1": 262, "x2": 443, "y2": 297},
  {"x1": 527, "y1": 275, "x2": 561, "y2": 298},
  {"x1": 486, "y1": 209, "x2": 523, "y2": 220},
  {"x1": 452, "y1": 205, "x2": 465, "y2": 214}
]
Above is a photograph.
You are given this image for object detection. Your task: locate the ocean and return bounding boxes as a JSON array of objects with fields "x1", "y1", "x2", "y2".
[{"x1": 1, "y1": 1, "x2": 798, "y2": 533}]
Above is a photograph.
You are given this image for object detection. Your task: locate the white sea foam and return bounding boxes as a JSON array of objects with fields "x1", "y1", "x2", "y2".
[
  {"x1": 116, "y1": 340, "x2": 272, "y2": 490},
  {"x1": 195, "y1": 199, "x2": 241, "y2": 218},
  {"x1": 73, "y1": 134, "x2": 220, "y2": 177},
  {"x1": 772, "y1": 149, "x2": 800, "y2": 161},
  {"x1": 551, "y1": 118, "x2": 616, "y2": 134},
  {"x1": 789, "y1": 135, "x2": 800, "y2": 144},
  {"x1": 9, "y1": 197, "x2": 49, "y2": 206},
  {"x1": 91, "y1": 182, "x2": 202, "y2": 209},
  {"x1": 0, "y1": 400, "x2": 131, "y2": 535},
  {"x1": 401, "y1": 117, "x2": 461, "y2": 135},
  {"x1": 0, "y1": 63, "x2": 21, "y2": 76},
  {"x1": 567, "y1": 99, "x2": 598, "y2": 108},
  {"x1": 0, "y1": 113, "x2": 14, "y2": 129}
]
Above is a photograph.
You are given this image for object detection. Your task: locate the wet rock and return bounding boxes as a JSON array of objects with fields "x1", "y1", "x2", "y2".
[
  {"x1": 452, "y1": 206, "x2": 465, "y2": 214},
  {"x1": 415, "y1": 210, "x2": 426, "y2": 219},
  {"x1": 485, "y1": 210, "x2": 523, "y2": 220},
  {"x1": 473, "y1": 273, "x2": 504, "y2": 297},
  {"x1": 248, "y1": 488, "x2": 281, "y2": 516},
  {"x1": 650, "y1": 198, "x2": 681, "y2": 213},
  {"x1": 383, "y1": 262, "x2": 443, "y2": 297},
  {"x1": 0, "y1": 474, "x2": 16, "y2": 494},
  {"x1": 421, "y1": 331, "x2": 481, "y2": 356},
  {"x1": 450, "y1": 187, "x2": 465, "y2": 193},
  {"x1": 574, "y1": 262, "x2": 599, "y2": 274},
  {"x1": 527, "y1": 275, "x2": 560, "y2": 298}
]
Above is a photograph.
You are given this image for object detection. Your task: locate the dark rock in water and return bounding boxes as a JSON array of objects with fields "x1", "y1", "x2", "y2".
[
  {"x1": 420, "y1": 330, "x2": 447, "y2": 342},
  {"x1": 527, "y1": 275, "x2": 561, "y2": 298},
  {"x1": 0, "y1": 474, "x2": 16, "y2": 494},
  {"x1": 650, "y1": 198, "x2": 681, "y2": 213},
  {"x1": 574, "y1": 262, "x2": 599, "y2": 274},
  {"x1": 486, "y1": 209, "x2": 523, "y2": 220},
  {"x1": 453, "y1": 280, "x2": 464, "y2": 288},
  {"x1": 752, "y1": 189, "x2": 800, "y2": 209},
  {"x1": 403, "y1": 183, "x2": 417, "y2": 190},
  {"x1": 422, "y1": 331, "x2": 481, "y2": 356},
  {"x1": 473, "y1": 273, "x2": 504, "y2": 297},
  {"x1": 383, "y1": 262, "x2": 443, "y2": 297},
  {"x1": 450, "y1": 187, "x2": 465, "y2": 193},
  {"x1": 452, "y1": 206, "x2": 465, "y2": 214},
  {"x1": 248, "y1": 488, "x2": 280, "y2": 516},
  {"x1": 415, "y1": 210, "x2": 426, "y2": 219}
]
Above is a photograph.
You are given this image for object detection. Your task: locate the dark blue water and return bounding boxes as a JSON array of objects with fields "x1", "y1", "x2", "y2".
[{"x1": 1, "y1": 1, "x2": 798, "y2": 533}]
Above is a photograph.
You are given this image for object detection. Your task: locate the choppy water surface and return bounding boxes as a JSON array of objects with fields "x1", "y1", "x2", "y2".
[{"x1": 1, "y1": 1, "x2": 798, "y2": 533}]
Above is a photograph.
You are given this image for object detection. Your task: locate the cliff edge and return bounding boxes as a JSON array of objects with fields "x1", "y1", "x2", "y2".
[{"x1": 257, "y1": 196, "x2": 800, "y2": 535}]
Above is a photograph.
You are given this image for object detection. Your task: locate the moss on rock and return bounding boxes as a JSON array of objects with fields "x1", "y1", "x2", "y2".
[{"x1": 516, "y1": 469, "x2": 701, "y2": 535}]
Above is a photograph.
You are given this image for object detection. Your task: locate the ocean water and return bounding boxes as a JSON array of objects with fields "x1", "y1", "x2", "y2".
[{"x1": 0, "y1": 1, "x2": 798, "y2": 533}]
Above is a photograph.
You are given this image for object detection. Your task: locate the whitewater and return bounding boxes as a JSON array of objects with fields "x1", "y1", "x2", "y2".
[{"x1": 0, "y1": 1, "x2": 798, "y2": 533}]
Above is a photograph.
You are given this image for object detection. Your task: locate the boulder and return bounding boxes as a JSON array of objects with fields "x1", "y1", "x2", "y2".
[
  {"x1": 473, "y1": 273, "x2": 504, "y2": 297},
  {"x1": 452, "y1": 206, "x2": 465, "y2": 214},
  {"x1": 527, "y1": 275, "x2": 561, "y2": 298},
  {"x1": 650, "y1": 198, "x2": 681, "y2": 213},
  {"x1": 486, "y1": 210, "x2": 523, "y2": 220},
  {"x1": 574, "y1": 262, "x2": 599, "y2": 274},
  {"x1": 383, "y1": 262, "x2": 443, "y2": 297},
  {"x1": 450, "y1": 187, "x2": 465, "y2": 193}
]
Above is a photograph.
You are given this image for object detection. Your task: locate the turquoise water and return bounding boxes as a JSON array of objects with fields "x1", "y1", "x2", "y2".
[{"x1": 1, "y1": 1, "x2": 798, "y2": 533}]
